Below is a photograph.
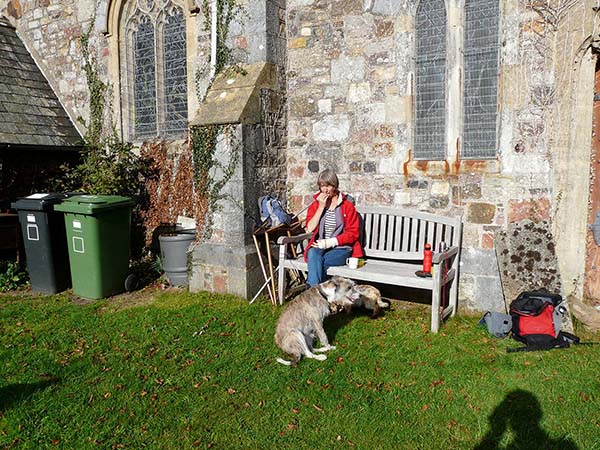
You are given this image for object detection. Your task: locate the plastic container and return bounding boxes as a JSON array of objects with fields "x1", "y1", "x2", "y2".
[
  {"x1": 54, "y1": 195, "x2": 134, "y2": 299},
  {"x1": 11, "y1": 193, "x2": 76, "y2": 294},
  {"x1": 159, "y1": 230, "x2": 196, "y2": 287}
]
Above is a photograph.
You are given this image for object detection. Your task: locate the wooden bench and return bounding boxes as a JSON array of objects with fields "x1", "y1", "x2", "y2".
[{"x1": 277, "y1": 206, "x2": 462, "y2": 333}]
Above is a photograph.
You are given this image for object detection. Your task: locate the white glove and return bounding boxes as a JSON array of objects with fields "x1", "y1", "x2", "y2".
[{"x1": 315, "y1": 238, "x2": 338, "y2": 249}]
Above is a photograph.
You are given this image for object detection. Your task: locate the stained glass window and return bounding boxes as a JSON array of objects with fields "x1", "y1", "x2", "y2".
[
  {"x1": 133, "y1": 17, "x2": 157, "y2": 139},
  {"x1": 162, "y1": 8, "x2": 188, "y2": 136},
  {"x1": 122, "y1": 0, "x2": 188, "y2": 141},
  {"x1": 463, "y1": 0, "x2": 500, "y2": 159},
  {"x1": 414, "y1": 0, "x2": 447, "y2": 161}
]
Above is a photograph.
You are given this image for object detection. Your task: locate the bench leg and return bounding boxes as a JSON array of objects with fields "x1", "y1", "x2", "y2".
[
  {"x1": 450, "y1": 257, "x2": 458, "y2": 316},
  {"x1": 278, "y1": 244, "x2": 287, "y2": 305},
  {"x1": 431, "y1": 265, "x2": 442, "y2": 333}
]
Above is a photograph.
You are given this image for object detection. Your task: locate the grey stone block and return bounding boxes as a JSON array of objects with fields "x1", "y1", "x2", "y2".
[
  {"x1": 461, "y1": 248, "x2": 500, "y2": 277},
  {"x1": 475, "y1": 275, "x2": 506, "y2": 312}
]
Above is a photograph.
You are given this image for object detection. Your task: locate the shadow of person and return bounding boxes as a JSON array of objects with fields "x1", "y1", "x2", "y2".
[
  {"x1": 474, "y1": 389, "x2": 578, "y2": 450},
  {"x1": 0, "y1": 378, "x2": 60, "y2": 412}
]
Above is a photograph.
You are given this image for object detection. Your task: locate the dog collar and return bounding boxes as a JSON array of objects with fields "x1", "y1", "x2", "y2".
[{"x1": 317, "y1": 285, "x2": 329, "y2": 301}]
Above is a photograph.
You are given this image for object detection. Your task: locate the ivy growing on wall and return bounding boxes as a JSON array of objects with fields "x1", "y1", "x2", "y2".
[
  {"x1": 190, "y1": 0, "x2": 244, "y2": 239},
  {"x1": 56, "y1": 21, "x2": 148, "y2": 199},
  {"x1": 52, "y1": 20, "x2": 151, "y2": 256}
]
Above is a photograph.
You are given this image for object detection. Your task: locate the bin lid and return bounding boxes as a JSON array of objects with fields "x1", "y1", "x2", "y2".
[
  {"x1": 11, "y1": 192, "x2": 79, "y2": 212},
  {"x1": 54, "y1": 195, "x2": 134, "y2": 215}
]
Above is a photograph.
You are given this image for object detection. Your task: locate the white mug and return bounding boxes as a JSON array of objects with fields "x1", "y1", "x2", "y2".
[{"x1": 346, "y1": 257, "x2": 359, "y2": 269}]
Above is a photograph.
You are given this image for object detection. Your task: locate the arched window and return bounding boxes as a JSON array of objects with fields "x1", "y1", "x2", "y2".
[
  {"x1": 463, "y1": 0, "x2": 500, "y2": 158},
  {"x1": 121, "y1": 0, "x2": 188, "y2": 141},
  {"x1": 414, "y1": 0, "x2": 447, "y2": 161}
]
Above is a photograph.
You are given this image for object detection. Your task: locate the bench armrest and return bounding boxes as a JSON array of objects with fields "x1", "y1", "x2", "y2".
[
  {"x1": 277, "y1": 232, "x2": 312, "y2": 245},
  {"x1": 432, "y1": 246, "x2": 459, "y2": 264}
]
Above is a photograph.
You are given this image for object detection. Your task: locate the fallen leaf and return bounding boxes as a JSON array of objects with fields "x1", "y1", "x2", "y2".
[
  {"x1": 292, "y1": 407, "x2": 300, "y2": 414},
  {"x1": 312, "y1": 404, "x2": 323, "y2": 412},
  {"x1": 103, "y1": 392, "x2": 111, "y2": 399},
  {"x1": 227, "y1": 388, "x2": 236, "y2": 395},
  {"x1": 430, "y1": 379, "x2": 444, "y2": 388},
  {"x1": 287, "y1": 423, "x2": 298, "y2": 430},
  {"x1": 306, "y1": 379, "x2": 314, "y2": 385},
  {"x1": 421, "y1": 404, "x2": 430, "y2": 411},
  {"x1": 337, "y1": 357, "x2": 344, "y2": 363}
]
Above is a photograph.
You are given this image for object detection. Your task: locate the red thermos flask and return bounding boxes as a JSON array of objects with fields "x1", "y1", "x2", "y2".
[{"x1": 423, "y1": 243, "x2": 432, "y2": 273}]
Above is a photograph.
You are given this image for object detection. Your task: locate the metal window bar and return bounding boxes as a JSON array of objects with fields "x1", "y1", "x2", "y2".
[
  {"x1": 462, "y1": 0, "x2": 500, "y2": 159},
  {"x1": 414, "y1": 0, "x2": 447, "y2": 161}
]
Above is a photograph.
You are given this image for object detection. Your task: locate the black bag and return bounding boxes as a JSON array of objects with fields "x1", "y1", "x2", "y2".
[{"x1": 508, "y1": 290, "x2": 579, "y2": 353}]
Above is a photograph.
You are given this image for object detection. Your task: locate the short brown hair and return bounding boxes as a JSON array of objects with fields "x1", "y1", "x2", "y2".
[{"x1": 317, "y1": 169, "x2": 339, "y2": 189}]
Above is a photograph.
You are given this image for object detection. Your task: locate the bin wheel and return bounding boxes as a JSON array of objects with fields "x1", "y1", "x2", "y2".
[{"x1": 125, "y1": 273, "x2": 140, "y2": 292}]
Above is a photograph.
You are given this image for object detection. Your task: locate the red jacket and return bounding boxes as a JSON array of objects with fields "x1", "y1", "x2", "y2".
[{"x1": 304, "y1": 192, "x2": 364, "y2": 261}]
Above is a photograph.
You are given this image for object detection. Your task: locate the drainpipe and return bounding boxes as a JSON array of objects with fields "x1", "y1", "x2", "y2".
[{"x1": 209, "y1": 0, "x2": 217, "y2": 80}]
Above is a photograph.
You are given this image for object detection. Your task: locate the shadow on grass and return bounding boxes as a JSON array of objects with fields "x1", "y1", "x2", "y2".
[
  {"x1": 474, "y1": 389, "x2": 578, "y2": 450},
  {"x1": 0, "y1": 378, "x2": 60, "y2": 412},
  {"x1": 325, "y1": 307, "x2": 388, "y2": 342}
]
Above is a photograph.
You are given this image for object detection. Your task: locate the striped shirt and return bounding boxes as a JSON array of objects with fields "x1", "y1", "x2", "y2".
[{"x1": 322, "y1": 209, "x2": 337, "y2": 239}]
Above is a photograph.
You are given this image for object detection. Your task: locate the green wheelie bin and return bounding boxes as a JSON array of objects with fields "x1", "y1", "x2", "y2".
[{"x1": 55, "y1": 195, "x2": 134, "y2": 299}]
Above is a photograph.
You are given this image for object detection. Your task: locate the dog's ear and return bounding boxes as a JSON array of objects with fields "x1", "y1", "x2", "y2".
[{"x1": 319, "y1": 279, "x2": 337, "y2": 302}]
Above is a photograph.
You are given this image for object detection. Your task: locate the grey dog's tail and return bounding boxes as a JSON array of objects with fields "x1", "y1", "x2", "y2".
[{"x1": 276, "y1": 357, "x2": 292, "y2": 366}]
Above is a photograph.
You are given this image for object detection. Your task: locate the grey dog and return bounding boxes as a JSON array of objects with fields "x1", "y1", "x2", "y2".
[{"x1": 275, "y1": 276, "x2": 357, "y2": 366}]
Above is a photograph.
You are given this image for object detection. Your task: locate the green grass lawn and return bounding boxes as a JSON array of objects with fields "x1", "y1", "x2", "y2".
[{"x1": 1, "y1": 290, "x2": 598, "y2": 449}]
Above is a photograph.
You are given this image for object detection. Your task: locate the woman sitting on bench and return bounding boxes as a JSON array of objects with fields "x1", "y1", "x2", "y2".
[{"x1": 304, "y1": 169, "x2": 364, "y2": 286}]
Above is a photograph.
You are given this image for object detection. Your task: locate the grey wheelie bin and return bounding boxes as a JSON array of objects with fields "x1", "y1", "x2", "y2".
[{"x1": 11, "y1": 193, "x2": 75, "y2": 294}]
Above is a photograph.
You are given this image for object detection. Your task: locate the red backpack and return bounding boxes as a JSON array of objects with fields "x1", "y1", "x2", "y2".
[{"x1": 509, "y1": 290, "x2": 578, "y2": 352}]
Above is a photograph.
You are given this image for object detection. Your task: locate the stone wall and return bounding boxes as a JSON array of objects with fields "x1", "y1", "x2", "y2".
[
  {"x1": 3, "y1": 0, "x2": 598, "y2": 309},
  {"x1": 285, "y1": 0, "x2": 598, "y2": 311}
]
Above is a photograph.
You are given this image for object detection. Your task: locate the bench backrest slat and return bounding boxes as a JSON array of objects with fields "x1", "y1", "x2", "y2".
[{"x1": 356, "y1": 206, "x2": 461, "y2": 261}]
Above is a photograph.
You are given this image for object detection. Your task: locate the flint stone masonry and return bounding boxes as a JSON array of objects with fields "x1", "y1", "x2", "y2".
[{"x1": 4, "y1": 0, "x2": 600, "y2": 316}]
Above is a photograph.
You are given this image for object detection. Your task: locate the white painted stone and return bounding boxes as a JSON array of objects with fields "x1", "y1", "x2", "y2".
[
  {"x1": 318, "y1": 98, "x2": 332, "y2": 114},
  {"x1": 77, "y1": 0, "x2": 95, "y2": 23},
  {"x1": 431, "y1": 181, "x2": 450, "y2": 196},
  {"x1": 356, "y1": 102, "x2": 386, "y2": 125},
  {"x1": 313, "y1": 115, "x2": 350, "y2": 142},
  {"x1": 379, "y1": 157, "x2": 398, "y2": 174},
  {"x1": 291, "y1": 0, "x2": 315, "y2": 6},
  {"x1": 371, "y1": 0, "x2": 402, "y2": 15},
  {"x1": 348, "y1": 82, "x2": 371, "y2": 103},
  {"x1": 394, "y1": 190, "x2": 411, "y2": 205},
  {"x1": 59, "y1": 79, "x2": 69, "y2": 93},
  {"x1": 385, "y1": 95, "x2": 410, "y2": 124},
  {"x1": 33, "y1": 9, "x2": 43, "y2": 20},
  {"x1": 331, "y1": 56, "x2": 365, "y2": 82},
  {"x1": 300, "y1": 27, "x2": 312, "y2": 36}
]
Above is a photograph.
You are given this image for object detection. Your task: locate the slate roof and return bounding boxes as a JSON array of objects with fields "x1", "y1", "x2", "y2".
[{"x1": 0, "y1": 19, "x2": 81, "y2": 150}]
